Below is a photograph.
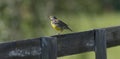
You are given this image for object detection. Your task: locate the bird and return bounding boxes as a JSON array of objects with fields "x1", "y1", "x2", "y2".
[{"x1": 49, "y1": 16, "x2": 72, "y2": 34}]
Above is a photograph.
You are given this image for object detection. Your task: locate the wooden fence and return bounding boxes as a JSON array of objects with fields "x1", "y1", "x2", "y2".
[{"x1": 0, "y1": 26, "x2": 120, "y2": 59}]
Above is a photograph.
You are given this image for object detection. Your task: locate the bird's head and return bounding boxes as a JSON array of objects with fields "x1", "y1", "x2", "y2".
[{"x1": 49, "y1": 16, "x2": 57, "y2": 20}]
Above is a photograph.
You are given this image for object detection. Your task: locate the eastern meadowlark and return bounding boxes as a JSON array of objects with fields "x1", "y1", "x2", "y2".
[{"x1": 49, "y1": 16, "x2": 72, "y2": 34}]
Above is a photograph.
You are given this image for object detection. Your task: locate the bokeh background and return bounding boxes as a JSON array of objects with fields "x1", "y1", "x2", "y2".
[{"x1": 0, "y1": 0, "x2": 120, "y2": 59}]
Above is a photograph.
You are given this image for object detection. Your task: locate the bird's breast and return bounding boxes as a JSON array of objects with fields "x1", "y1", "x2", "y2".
[{"x1": 51, "y1": 21, "x2": 62, "y2": 31}]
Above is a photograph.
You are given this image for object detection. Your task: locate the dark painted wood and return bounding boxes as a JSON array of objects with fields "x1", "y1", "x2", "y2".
[
  {"x1": 95, "y1": 29, "x2": 107, "y2": 59},
  {"x1": 0, "y1": 26, "x2": 119, "y2": 58},
  {"x1": 41, "y1": 37, "x2": 57, "y2": 59},
  {"x1": 53, "y1": 30, "x2": 95, "y2": 57},
  {"x1": 55, "y1": 26, "x2": 120, "y2": 57},
  {"x1": 0, "y1": 38, "x2": 42, "y2": 59}
]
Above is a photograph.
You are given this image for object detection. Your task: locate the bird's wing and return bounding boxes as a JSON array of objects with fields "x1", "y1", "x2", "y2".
[
  {"x1": 58, "y1": 20, "x2": 72, "y2": 31},
  {"x1": 57, "y1": 20, "x2": 68, "y2": 27}
]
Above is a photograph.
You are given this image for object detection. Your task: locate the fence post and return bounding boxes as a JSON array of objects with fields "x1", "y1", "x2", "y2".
[
  {"x1": 41, "y1": 37, "x2": 57, "y2": 59},
  {"x1": 95, "y1": 29, "x2": 107, "y2": 59}
]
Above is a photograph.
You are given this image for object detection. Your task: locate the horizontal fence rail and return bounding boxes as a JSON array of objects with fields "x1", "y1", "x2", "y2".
[
  {"x1": 0, "y1": 26, "x2": 120, "y2": 59},
  {"x1": 55, "y1": 26, "x2": 120, "y2": 57}
]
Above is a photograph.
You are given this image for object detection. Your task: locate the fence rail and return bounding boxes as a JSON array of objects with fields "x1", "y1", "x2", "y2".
[{"x1": 0, "y1": 26, "x2": 120, "y2": 59}]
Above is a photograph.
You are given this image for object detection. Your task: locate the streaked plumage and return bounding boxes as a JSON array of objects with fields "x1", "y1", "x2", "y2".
[{"x1": 49, "y1": 16, "x2": 72, "y2": 34}]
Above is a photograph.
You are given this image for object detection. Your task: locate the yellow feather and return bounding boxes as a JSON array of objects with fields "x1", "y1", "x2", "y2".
[{"x1": 51, "y1": 21, "x2": 62, "y2": 32}]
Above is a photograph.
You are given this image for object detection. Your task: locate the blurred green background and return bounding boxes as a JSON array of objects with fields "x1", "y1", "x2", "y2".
[{"x1": 0, "y1": 0, "x2": 120, "y2": 59}]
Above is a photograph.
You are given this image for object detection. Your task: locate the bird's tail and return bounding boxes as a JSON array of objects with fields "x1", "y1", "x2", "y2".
[{"x1": 67, "y1": 27, "x2": 73, "y2": 32}]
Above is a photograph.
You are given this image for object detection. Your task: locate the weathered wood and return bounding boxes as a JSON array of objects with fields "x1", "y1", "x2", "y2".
[
  {"x1": 94, "y1": 29, "x2": 107, "y2": 59},
  {"x1": 0, "y1": 38, "x2": 42, "y2": 59},
  {"x1": 53, "y1": 30, "x2": 95, "y2": 57},
  {"x1": 0, "y1": 37, "x2": 57, "y2": 59},
  {"x1": 55, "y1": 26, "x2": 120, "y2": 57},
  {"x1": 41, "y1": 37, "x2": 57, "y2": 59},
  {"x1": 0, "y1": 26, "x2": 119, "y2": 58}
]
